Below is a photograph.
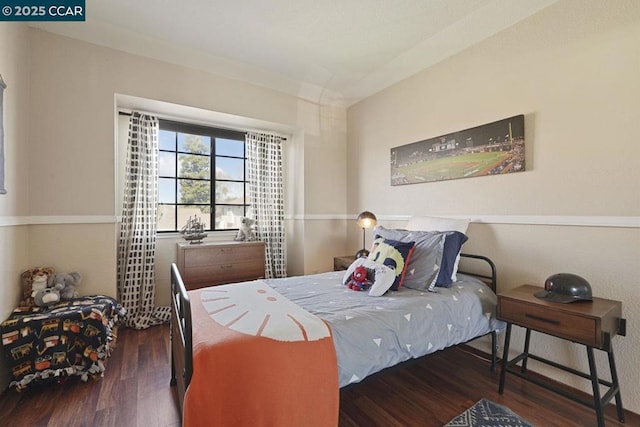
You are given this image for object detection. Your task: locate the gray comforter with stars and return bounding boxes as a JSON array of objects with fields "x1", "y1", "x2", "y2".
[{"x1": 265, "y1": 270, "x2": 505, "y2": 387}]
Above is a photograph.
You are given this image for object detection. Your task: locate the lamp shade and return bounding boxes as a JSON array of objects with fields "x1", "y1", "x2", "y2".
[{"x1": 356, "y1": 211, "x2": 377, "y2": 229}]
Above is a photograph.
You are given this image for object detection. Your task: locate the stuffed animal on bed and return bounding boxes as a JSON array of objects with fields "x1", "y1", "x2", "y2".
[
  {"x1": 346, "y1": 266, "x2": 372, "y2": 291},
  {"x1": 343, "y1": 258, "x2": 396, "y2": 297},
  {"x1": 20, "y1": 267, "x2": 55, "y2": 307},
  {"x1": 48, "y1": 272, "x2": 81, "y2": 300},
  {"x1": 235, "y1": 217, "x2": 256, "y2": 241}
]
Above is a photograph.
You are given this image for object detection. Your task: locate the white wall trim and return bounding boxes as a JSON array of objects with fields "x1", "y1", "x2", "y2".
[
  {"x1": 288, "y1": 214, "x2": 640, "y2": 228},
  {"x1": 2, "y1": 214, "x2": 638, "y2": 228},
  {"x1": 0, "y1": 216, "x2": 118, "y2": 226},
  {"x1": 463, "y1": 215, "x2": 640, "y2": 228}
]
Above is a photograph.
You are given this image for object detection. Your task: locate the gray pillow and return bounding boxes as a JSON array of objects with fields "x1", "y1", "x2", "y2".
[{"x1": 373, "y1": 226, "x2": 445, "y2": 291}]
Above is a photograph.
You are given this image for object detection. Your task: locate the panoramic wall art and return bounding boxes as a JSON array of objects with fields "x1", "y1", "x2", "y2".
[{"x1": 390, "y1": 114, "x2": 525, "y2": 186}]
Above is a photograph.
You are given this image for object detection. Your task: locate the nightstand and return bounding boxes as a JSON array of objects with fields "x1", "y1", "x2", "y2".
[
  {"x1": 497, "y1": 284, "x2": 626, "y2": 427},
  {"x1": 333, "y1": 255, "x2": 356, "y2": 271}
]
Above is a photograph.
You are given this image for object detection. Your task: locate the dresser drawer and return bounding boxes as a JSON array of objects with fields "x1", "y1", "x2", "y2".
[
  {"x1": 182, "y1": 260, "x2": 266, "y2": 289},
  {"x1": 499, "y1": 298, "x2": 598, "y2": 347},
  {"x1": 184, "y1": 244, "x2": 264, "y2": 267}
]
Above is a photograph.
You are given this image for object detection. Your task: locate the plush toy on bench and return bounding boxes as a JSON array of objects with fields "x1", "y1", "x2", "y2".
[
  {"x1": 48, "y1": 272, "x2": 81, "y2": 300},
  {"x1": 20, "y1": 267, "x2": 54, "y2": 307},
  {"x1": 34, "y1": 287, "x2": 61, "y2": 307},
  {"x1": 32, "y1": 272, "x2": 81, "y2": 308}
]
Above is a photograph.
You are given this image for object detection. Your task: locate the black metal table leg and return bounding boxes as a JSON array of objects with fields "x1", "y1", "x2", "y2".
[
  {"x1": 521, "y1": 328, "x2": 531, "y2": 374},
  {"x1": 587, "y1": 346, "x2": 605, "y2": 427},
  {"x1": 607, "y1": 347, "x2": 625, "y2": 422},
  {"x1": 490, "y1": 331, "x2": 497, "y2": 371},
  {"x1": 499, "y1": 323, "x2": 512, "y2": 394}
]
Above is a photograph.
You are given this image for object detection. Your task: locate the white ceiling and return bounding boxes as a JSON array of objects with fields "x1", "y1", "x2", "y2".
[{"x1": 31, "y1": 0, "x2": 558, "y2": 106}]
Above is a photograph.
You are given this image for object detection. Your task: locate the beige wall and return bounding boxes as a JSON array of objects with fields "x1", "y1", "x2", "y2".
[
  {"x1": 347, "y1": 0, "x2": 640, "y2": 414},
  {"x1": 24, "y1": 27, "x2": 347, "y2": 301},
  {"x1": 0, "y1": 23, "x2": 32, "y2": 390},
  {"x1": 0, "y1": 26, "x2": 347, "y2": 392}
]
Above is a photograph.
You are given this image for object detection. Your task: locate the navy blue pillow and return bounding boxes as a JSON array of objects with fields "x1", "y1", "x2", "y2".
[{"x1": 435, "y1": 231, "x2": 468, "y2": 287}]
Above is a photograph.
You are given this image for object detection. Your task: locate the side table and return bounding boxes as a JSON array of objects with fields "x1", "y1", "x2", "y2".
[
  {"x1": 497, "y1": 284, "x2": 626, "y2": 427},
  {"x1": 333, "y1": 255, "x2": 356, "y2": 271}
]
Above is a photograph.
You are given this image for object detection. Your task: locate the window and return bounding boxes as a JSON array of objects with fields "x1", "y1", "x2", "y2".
[{"x1": 157, "y1": 120, "x2": 249, "y2": 232}]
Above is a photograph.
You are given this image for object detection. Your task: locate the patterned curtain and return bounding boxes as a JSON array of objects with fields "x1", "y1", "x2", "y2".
[
  {"x1": 246, "y1": 132, "x2": 287, "y2": 278},
  {"x1": 117, "y1": 112, "x2": 170, "y2": 329}
]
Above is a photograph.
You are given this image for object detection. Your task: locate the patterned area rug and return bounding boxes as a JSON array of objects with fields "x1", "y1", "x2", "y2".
[{"x1": 445, "y1": 398, "x2": 534, "y2": 427}]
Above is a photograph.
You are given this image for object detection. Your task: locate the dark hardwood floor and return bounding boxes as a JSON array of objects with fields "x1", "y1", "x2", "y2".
[{"x1": 0, "y1": 325, "x2": 636, "y2": 426}]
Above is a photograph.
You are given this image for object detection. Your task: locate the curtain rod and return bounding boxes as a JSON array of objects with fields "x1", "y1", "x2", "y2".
[{"x1": 117, "y1": 110, "x2": 287, "y2": 141}]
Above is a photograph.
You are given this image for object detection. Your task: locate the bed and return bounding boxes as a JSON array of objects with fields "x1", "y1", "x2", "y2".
[{"x1": 170, "y1": 245, "x2": 505, "y2": 426}]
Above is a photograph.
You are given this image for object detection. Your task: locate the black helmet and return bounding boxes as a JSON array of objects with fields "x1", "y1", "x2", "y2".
[{"x1": 534, "y1": 273, "x2": 593, "y2": 303}]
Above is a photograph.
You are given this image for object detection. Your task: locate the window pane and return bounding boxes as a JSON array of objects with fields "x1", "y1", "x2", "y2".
[
  {"x1": 158, "y1": 151, "x2": 176, "y2": 177},
  {"x1": 158, "y1": 178, "x2": 176, "y2": 203},
  {"x1": 178, "y1": 133, "x2": 211, "y2": 154},
  {"x1": 215, "y1": 205, "x2": 245, "y2": 230},
  {"x1": 215, "y1": 157, "x2": 244, "y2": 181},
  {"x1": 157, "y1": 204, "x2": 176, "y2": 231},
  {"x1": 178, "y1": 179, "x2": 210, "y2": 204},
  {"x1": 159, "y1": 130, "x2": 176, "y2": 151},
  {"x1": 157, "y1": 121, "x2": 248, "y2": 233},
  {"x1": 178, "y1": 153, "x2": 210, "y2": 179},
  {"x1": 216, "y1": 181, "x2": 244, "y2": 204},
  {"x1": 216, "y1": 138, "x2": 244, "y2": 157},
  {"x1": 177, "y1": 206, "x2": 210, "y2": 230}
]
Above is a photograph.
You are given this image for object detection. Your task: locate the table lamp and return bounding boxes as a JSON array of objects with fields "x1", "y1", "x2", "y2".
[{"x1": 355, "y1": 211, "x2": 377, "y2": 258}]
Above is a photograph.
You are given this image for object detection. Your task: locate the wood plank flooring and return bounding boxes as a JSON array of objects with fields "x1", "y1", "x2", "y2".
[{"x1": 0, "y1": 324, "x2": 636, "y2": 426}]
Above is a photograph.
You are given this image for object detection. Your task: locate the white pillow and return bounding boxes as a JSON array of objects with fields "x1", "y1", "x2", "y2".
[
  {"x1": 406, "y1": 216, "x2": 470, "y2": 281},
  {"x1": 406, "y1": 216, "x2": 470, "y2": 234}
]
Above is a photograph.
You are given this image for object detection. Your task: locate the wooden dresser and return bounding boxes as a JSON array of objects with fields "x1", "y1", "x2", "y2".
[{"x1": 176, "y1": 241, "x2": 266, "y2": 290}]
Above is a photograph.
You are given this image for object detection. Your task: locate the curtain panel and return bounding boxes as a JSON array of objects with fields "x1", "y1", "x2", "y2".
[
  {"x1": 117, "y1": 112, "x2": 170, "y2": 329},
  {"x1": 246, "y1": 131, "x2": 287, "y2": 278}
]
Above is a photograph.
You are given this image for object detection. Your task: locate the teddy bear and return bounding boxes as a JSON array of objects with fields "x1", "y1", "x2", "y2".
[
  {"x1": 235, "y1": 217, "x2": 256, "y2": 241},
  {"x1": 34, "y1": 287, "x2": 61, "y2": 307},
  {"x1": 47, "y1": 272, "x2": 82, "y2": 300},
  {"x1": 346, "y1": 265, "x2": 372, "y2": 291},
  {"x1": 19, "y1": 267, "x2": 55, "y2": 307}
]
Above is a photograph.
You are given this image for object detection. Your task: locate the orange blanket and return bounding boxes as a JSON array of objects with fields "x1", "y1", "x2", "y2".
[{"x1": 183, "y1": 281, "x2": 339, "y2": 427}]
